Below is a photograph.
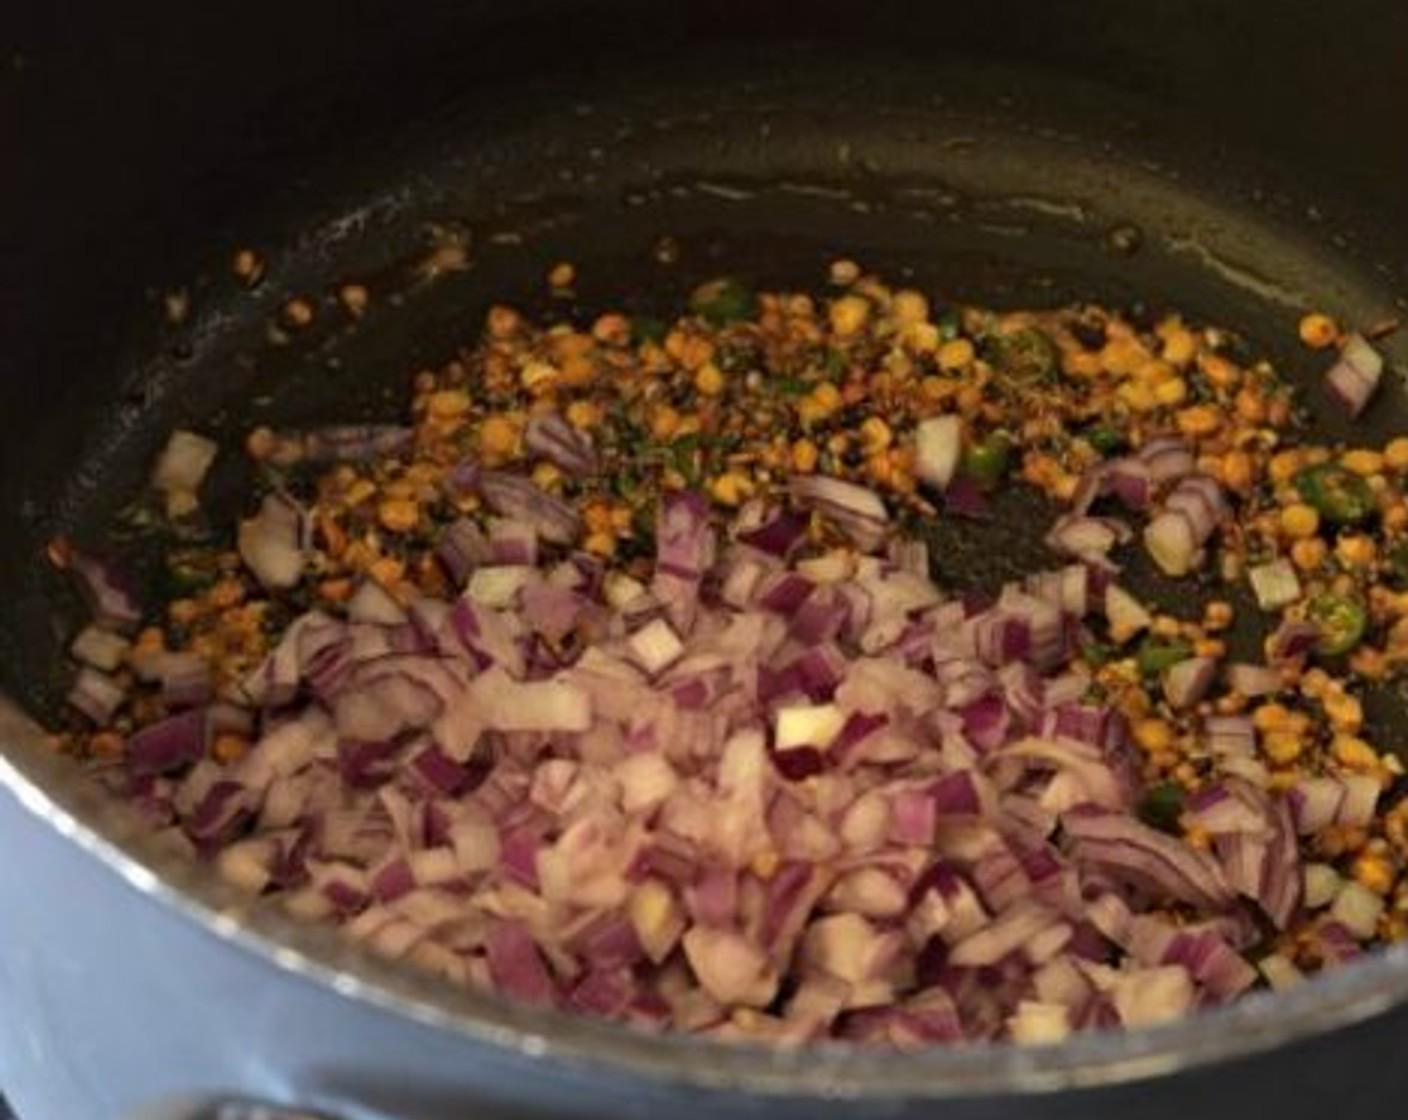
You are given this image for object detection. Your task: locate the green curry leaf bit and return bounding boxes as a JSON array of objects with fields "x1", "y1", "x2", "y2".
[{"x1": 689, "y1": 278, "x2": 758, "y2": 328}]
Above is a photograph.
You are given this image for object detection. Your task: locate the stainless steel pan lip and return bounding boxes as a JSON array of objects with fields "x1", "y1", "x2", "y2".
[{"x1": 6, "y1": 697, "x2": 1408, "y2": 1101}]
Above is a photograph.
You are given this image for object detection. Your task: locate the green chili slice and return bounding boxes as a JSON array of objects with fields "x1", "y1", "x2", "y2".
[
  {"x1": 1294, "y1": 463, "x2": 1375, "y2": 525},
  {"x1": 1307, "y1": 593, "x2": 1368, "y2": 657}
]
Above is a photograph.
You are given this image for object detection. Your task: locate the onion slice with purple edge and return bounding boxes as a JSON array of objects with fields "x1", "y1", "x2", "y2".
[
  {"x1": 475, "y1": 471, "x2": 582, "y2": 545},
  {"x1": 67, "y1": 667, "x2": 127, "y2": 725},
  {"x1": 127, "y1": 708, "x2": 209, "y2": 777},
  {"x1": 1062, "y1": 806, "x2": 1235, "y2": 912},
  {"x1": 1267, "y1": 619, "x2": 1319, "y2": 665},
  {"x1": 1137, "y1": 435, "x2": 1196, "y2": 485},
  {"x1": 790, "y1": 475, "x2": 891, "y2": 550},
  {"x1": 297, "y1": 425, "x2": 415, "y2": 464},
  {"x1": 1162, "y1": 656, "x2": 1217, "y2": 710},
  {"x1": 525, "y1": 412, "x2": 598, "y2": 476},
  {"x1": 1044, "y1": 515, "x2": 1128, "y2": 569},
  {"x1": 67, "y1": 549, "x2": 143, "y2": 631},
  {"x1": 1144, "y1": 474, "x2": 1227, "y2": 577},
  {"x1": 1324, "y1": 333, "x2": 1384, "y2": 418}
]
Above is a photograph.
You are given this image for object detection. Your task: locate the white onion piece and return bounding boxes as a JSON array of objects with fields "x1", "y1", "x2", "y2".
[
  {"x1": 347, "y1": 579, "x2": 408, "y2": 626},
  {"x1": 914, "y1": 414, "x2": 963, "y2": 490},
  {"x1": 1109, "y1": 965, "x2": 1194, "y2": 1028},
  {"x1": 630, "y1": 879, "x2": 686, "y2": 963},
  {"x1": 1006, "y1": 1000, "x2": 1071, "y2": 1045},
  {"x1": 1338, "y1": 774, "x2": 1381, "y2": 827},
  {"x1": 1303, "y1": 862, "x2": 1343, "y2": 909},
  {"x1": 1224, "y1": 663, "x2": 1281, "y2": 698},
  {"x1": 1104, "y1": 584, "x2": 1151, "y2": 643},
  {"x1": 238, "y1": 493, "x2": 306, "y2": 589},
  {"x1": 1144, "y1": 474, "x2": 1227, "y2": 576},
  {"x1": 1249, "y1": 559, "x2": 1301, "y2": 611},
  {"x1": 1162, "y1": 657, "x2": 1217, "y2": 710},
  {"x1": 616, "y1": 753, "x2": 679, "y2": 813},
  {"x1": 467, "y1": 565, "x2": 534, "y2": 609},
  {"x1": 151, "y1": 429, "x2": 218, "y2": 518},
  {"x1": 604, "y1": 571, "x2": 647, "y2": 609},
  {"x1": 1258, "y1": 954, "x2": 1304, "y2": 991},
  {"x1": 775, "y1": 704, "x2": 846, "y2": 752},
  {"x1": 1330, "y1": 881, "x2": 1384, "y2": 939},
  {"x1": 1143, "y1": 510, "x2": 1198, "y2": 577},
  {"x1": 683, "y1": 927, "x2": 778, "y2": 1007},
  {"x1": 67, "y1": 666, "x2": 127, "y2": 725},
  {"x1": 628, "y1": 618, "x2": 686, "y2": 677},
  {"x1": 469, "y1": 668, "x2": 592, "y2": 733},
  {"x1": 216, "y1": 838, "x2": 277, "y2": 894},
  {"x1": 70, "y1": 625, "x2": 131, "y2": 672}
]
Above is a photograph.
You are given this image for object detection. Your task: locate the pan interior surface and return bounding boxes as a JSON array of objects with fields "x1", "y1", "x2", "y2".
[{"x1": 4, "y1": 44, "x2": 1408, "y2": 1100}]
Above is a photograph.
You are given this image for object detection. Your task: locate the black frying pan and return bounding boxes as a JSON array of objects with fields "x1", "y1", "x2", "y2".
[{"x1": 4, "y1": 2, "x2": 1408, "y2": 1118}]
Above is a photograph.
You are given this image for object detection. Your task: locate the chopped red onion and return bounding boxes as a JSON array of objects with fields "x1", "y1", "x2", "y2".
[
  {"x1": 297, "y1": 425, "x2": 415, "y2": 464},
  {"x1": 68, "y1": 549, "x2": 144, "y2": 631},
  {"x1": 128, "y1": 709, "x2": 208, "y2": 777},
  {"x1": 525, "y1": 411, "x2": 598, "y2": 476},
  {"x1": 1288, "y1": 776, "x2": 1346, "y2": 835},
  {"x1": 941, "y1": 474, "x2": 990, "y2": 519},
  {"x1": 1062, "y1": 807, "x2": 1234, "y2": 911},
  {"x1": 1266, "y1": 619, "x2": 1319, "y2": 665},
  {"x1": 1144, "y1": 474, "x2": 1227, "y2": 577},
  {"x1": 790, "y1": 475, "x2": 891, "y2": 550},
  {"x1": 1044, "y1": 515, "x2": 1127, "y2": 569},
  {"x1": 1324, "y1": 333, "x2": 1384, "y2": 418},
  {"x1": 737, "y1": 509, "x2": 809, "y2": 558},
  {"x1": 485, "y1": 920, "x2": 557, "y2": 1004},
  {"x1": 435, "y1": 518, "x2": 492, "y2": 586},
  {"x1": 157, "y1": 651, "x2": 215, "y2": 709},
  {"x1": 1136, "y1": 435, "x2": 1195, "y2": 484},
  {"x1": 67, "y1": 666, "x2": 128, "y2": 725},
  {"x1": 115, "y1": 481, "x2": 1344, "y2": 1044},
  {"x1": 477, "y1": 472, "x2": 582, "y2": 545}
]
